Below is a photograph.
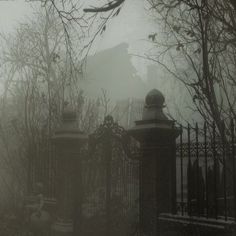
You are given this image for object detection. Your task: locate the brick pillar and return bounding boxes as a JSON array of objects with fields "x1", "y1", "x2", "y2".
[
  {"x1": 128, "y1": 89, "x2": 180, "y2": 236},
  {"x1": 51, "y1": 108, "x2": 87, "y2": 236}
]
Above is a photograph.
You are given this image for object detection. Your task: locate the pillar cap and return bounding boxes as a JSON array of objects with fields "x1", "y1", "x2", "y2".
[
  {"x1": 62, "y1": 106, "x2": 77, "y2": 122},
  {"x1": 142, "y1": 89, "x2": 168, "y2": 121},
  {"x1": 52, "y1": 107, "x2": 87, "y2": 142},
  {"x1": 145, "y1": 89, "x2": 165, "y2": 108},
  {"x1": 128, "y1": 89, "x2": 180, "y2": 141}
]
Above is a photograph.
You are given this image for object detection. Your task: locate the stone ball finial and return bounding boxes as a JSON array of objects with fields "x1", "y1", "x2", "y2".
[
  {"x1": 142, "y1": 89, "x2": 168, "y2": 121},
  {"x1": 145, "y1": 89, "x2": 165, "y2": 108}
]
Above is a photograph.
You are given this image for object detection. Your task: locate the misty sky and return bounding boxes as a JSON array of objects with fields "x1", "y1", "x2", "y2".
[
  {"x1": 0, "y1": 0, "x2": 196, "y2": 124},
  {"x1": 0, "y1": 0, "x2": 156, "y2": 80}
]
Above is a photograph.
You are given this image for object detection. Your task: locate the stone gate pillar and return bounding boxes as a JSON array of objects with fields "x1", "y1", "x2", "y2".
[
  {"x1": 128, "y1": 89, "x2": 180, "y2": 236},
  {"x1": 51, "y1": 108, "x2": 87, "y2": 236}
]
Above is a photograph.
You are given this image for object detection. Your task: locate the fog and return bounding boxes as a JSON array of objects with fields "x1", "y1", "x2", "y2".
[
  {"x1": 0, "y1": 1, "x2": 234, "y2": 236},
  {"x1": 0, "y1": 0, "x2": 194, "y2": 124}
]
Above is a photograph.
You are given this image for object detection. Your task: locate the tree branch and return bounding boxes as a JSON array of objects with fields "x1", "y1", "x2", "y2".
[{"x1": 84, "y1": 0, "x2": 125, "y2": 13}]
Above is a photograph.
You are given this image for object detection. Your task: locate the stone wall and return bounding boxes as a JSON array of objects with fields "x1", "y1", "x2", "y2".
[{"x1": 158, "y1": 214, "x2": 236, "y2": 236}]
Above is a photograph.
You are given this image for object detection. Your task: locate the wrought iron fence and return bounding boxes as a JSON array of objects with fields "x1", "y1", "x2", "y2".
[
  {"x1": 176, "y1": 120, "x2": 236, "y2": 221},
  {"x1": 27, "y1": 139, "x2": 56, "y2": 200}
]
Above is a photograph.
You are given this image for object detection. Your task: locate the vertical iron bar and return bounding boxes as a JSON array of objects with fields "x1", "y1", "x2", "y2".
[
  {"x1": 27, "y1": 147, "x2": 32, "y2": 195},
  {"x1": 196, "y1": 123, "x2": 200, "y2": 216},
  {"x1": 222, "y1": 123, "x2": 227, "y2": 220},
  {"x1": 172, "y1": 138, "x2": 177, "y2": 215},
  {"x1": 130, "y1": 161, "x2": 132, "y2": 211},
  {"x1": 105, "y1": 129, "x2": 112, "y2": 236},
  {"x1": 187, "y1": 124, "x2": 192, "y2": 216},
  {"x1": 231, "y1": 119, "x2": 236, "y2": 221},
  {"x1": 131, "y1": 161, "x2": 132, "y2": 211},
  {"x1": 122, "y1": 159, "x2": 124, "y2": 216},
  {"x1": 204, "y1": 122, "x2": 209, "y2": 218},
  {"x1": 213, "y1": 122, "x2": 218, "y2": 219},
  {"x1": 139, "y1": 149, "x2": 143, "y2": 235},
  {"x1": 120, "y1": 158, "x2": 122, "y2": 214},
  {"x1": 180, "y1": 125, "x2": 184, "y2": 215},
  {"x1": 48, "y1": 145, "x2": 51, "y2": 197}
]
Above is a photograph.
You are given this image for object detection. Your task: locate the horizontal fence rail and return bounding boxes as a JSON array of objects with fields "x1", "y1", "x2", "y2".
[{"x1": 176, "y1": 120, "x2": 236, "y2": 222}]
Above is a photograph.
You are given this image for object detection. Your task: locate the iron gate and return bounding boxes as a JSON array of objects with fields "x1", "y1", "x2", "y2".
[{"x1": 81, "y1": 116, "x2": 140, "y2": 236}]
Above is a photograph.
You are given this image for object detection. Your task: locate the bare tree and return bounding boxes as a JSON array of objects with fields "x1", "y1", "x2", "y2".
[
  {"x1": 30, "y1": 1, "x2": 236, "y2": 132},
  {"x1": 24, "y1": 0, "x2": 125, "y2": 59},
  {"x1": 141, "y1": 0, "x2": 236, "y2": 140},
  {"x1": 0, "y1": 8, "x2": 84, "y2": 201},
  {"x1": 0, "y1": 5, "x2": 111, "y2": 205}
]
